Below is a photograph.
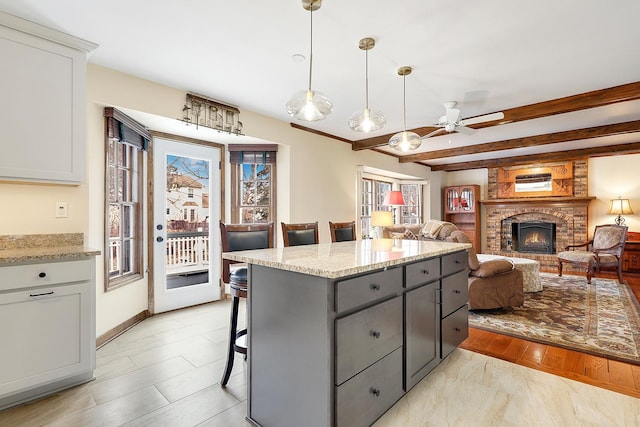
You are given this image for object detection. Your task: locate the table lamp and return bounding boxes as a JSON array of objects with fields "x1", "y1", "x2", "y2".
[
  {"x1": 370, "y1": 210, "x2": 393, "y2": 238},
  {"x1": 607, "y1": 197, "x2": 634, "y2": 225},
  {"x1": 383, "y1": 191, "x2": 405, "y2": 224}
]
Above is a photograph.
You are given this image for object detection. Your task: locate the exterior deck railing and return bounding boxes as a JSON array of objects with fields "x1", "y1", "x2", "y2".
[{"x1": 165, "y1": 232, "x2": 209, "y2": 273}]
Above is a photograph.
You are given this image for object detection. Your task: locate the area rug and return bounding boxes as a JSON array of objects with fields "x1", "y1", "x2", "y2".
[{"x1": 468, "y1": 272, "x2": 640, "y2": 365}]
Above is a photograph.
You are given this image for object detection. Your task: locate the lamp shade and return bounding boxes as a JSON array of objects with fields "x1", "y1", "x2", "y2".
[
  {"x1": 383, "y1": 190, "x2": 405, "y2": 206},
  {"x1": 286, "y1": 89, "x2": 333, "y2": 121},
  {"x1": 371, "y1": 210, "x2": 393, "y2": 227},
  {"x1": 607, "y1": 198, "x2": 634, "y2": 215},
  {"x1": 388, "y1": 130, "x2": 422, "y2": 152}
]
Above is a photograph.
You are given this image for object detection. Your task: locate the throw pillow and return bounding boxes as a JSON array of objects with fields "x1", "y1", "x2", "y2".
[
  {"x1": 382, "y1": 225, "x2": 406, "y2": 238},
  {"x1": 421, "y1": 220, "x2": 445, "y2": 239},
  {"x1": 470, "y1": 259, "x2": 514, "y2": 278},
  {"x1": 403, "y1": 229, "x2": 418, "y2": 240},
  {"x1": 437, "y1": 222, "x2": 458, "y2": 240},
  {"x1": 449, "y1": 230, "x2": 480, "y2": 270},
  {"x1": 389, "y1": 230, "x2": 418, "y2": 240}
]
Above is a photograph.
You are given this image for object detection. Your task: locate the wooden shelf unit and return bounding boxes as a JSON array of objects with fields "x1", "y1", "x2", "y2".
[{"x1": 443, "y1": 185, "x2": 480, "y2": 252}]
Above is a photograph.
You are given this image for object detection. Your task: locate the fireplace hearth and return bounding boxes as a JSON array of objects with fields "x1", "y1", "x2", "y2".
[{"x1": 512, "y1": 221, "x2": 556, "y2": 254}]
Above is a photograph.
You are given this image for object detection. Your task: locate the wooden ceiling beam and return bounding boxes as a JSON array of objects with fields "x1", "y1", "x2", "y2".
[
  {"x1": 427, "y1": 141, "x2": 640, "y2": 172},
  {"x1": 351, "y1": 81, "x2": 640, "y2": 151},
  {"x1": 399, "y1": 120, "x2": 640, "y2": 163}
]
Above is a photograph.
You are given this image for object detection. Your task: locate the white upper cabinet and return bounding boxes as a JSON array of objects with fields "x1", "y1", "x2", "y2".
[{"x1": 0, "y1": 11, "x2": 97, "y2": 184}]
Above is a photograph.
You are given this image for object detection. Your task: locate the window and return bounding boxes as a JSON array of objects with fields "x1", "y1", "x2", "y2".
[
  {"x1": 104, "y1": 107, "x2": 150, "y2": 291},
  {"x1": 400, "y1": 184, "x2": 422, "y2": 224},
  {"x1": 360, "y1": 178, "x2": 393, "y2": 237},
  {"x1": 229, "y1": 145, "x2": 277, "y2": 225},
  {"x1": 360, "y1": 175, "x2": 424, "y2": 236}
]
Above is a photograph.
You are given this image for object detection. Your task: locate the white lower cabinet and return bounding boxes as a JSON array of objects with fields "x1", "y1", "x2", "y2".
[{"x1": 0, "y1": 258, "x2": 96, "y2": 410}]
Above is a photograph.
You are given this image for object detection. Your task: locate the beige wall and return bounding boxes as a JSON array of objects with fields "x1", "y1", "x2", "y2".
[
  {"x1": 445, "y1": 155, "x2": 640, "y2": 251},
  {"x1": 1, "y1": 64, "x2": 432, "y2": 337},
  {"x1": 4, "y1": 62, "x2": 638, "y2": 337},
  {"x1": 589, "y1": 155, "x2": 640, "y2": 233}
]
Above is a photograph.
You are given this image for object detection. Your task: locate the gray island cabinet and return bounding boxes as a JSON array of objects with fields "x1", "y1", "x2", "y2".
[{"x1": 223, "y1": 239, "x2": 471, "y2": 427}]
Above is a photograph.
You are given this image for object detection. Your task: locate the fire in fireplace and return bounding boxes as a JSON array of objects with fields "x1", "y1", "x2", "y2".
[{"x1": 511, "y1": 221, "x2": 556, "y2": 254}]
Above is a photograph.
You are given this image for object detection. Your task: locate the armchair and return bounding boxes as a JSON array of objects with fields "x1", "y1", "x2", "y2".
[
  {"x1": 557, "y1": 224, "x2": 628, "y2": 284},
  {"x1": 448, "y1": 230, "x2": 524, "y2": 310}
]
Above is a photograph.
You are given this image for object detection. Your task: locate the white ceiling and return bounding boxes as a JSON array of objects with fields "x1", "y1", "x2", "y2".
[{"x1": 2, "y1": 0, "x2": 640, "y2": 167}]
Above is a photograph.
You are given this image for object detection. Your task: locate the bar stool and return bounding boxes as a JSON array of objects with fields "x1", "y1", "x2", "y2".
[
  {"x1": 281, "y1": 221, "x2": 319, "y2": 247},
  {"x1": 329, "y1": 221, "x2": 356, "y2": 242},
  {"x1": 220, "y1": 221, "x2": 274, "y2": 387}
]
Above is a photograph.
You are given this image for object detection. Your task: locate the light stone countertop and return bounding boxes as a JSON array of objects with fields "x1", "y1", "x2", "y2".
[
  {"x1": 0, "y1": 245, "x2": 101, "y2": 265},
  {"x1": 223, "y1": 238, "x2": 471, "y2": 279},
  {"x1": 0, "y1": 233, "x2": 100, "y2": 265}
]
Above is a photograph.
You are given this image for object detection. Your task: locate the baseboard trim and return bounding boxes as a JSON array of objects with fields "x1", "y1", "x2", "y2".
[{"x1": 96, "y1": 310, "x2": 150, "y2": 349}]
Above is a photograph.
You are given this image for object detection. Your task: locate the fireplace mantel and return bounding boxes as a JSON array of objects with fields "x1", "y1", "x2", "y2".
[{"x1": 480, "y1": 196, "x2": 595, "y2": 206}]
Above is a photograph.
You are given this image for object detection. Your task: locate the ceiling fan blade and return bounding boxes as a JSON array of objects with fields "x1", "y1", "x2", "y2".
[
  {"x1": 460, "y1": 111, "x2": 505, "y2": 126},
  {"x1": 421, "y1": 128, "x2": 445, "y2": 139},
  {"x1": 455, "y1": 125, "x2": 476, "y2": 135}
]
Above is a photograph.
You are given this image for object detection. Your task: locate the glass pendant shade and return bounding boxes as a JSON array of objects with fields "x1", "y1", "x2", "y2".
[
  {"x1": 389, "y1": 130, "x2": 422, "y2": 152},
  {"x1": 286, "y1": 0, "x2": 332, "y2": 121},
  {"x1": 348, "y1": 108, "x2": 386, "y2": 132},
  {"x1": 388, "y1": 66, "x2": 421, "y2": 151},
  {"x1": 286, "y1": 89, "x2": 333, "y2": 121},
  {"x1": 349, "y1": 37, "x2": 385, "y2": 132}
]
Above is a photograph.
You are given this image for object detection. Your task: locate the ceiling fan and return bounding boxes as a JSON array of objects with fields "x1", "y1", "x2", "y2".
[{"x1": 422, "y1": 101, "x2": 505, "y2": 139}]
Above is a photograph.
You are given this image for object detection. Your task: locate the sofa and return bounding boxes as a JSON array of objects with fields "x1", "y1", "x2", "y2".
[
  {"x1": 447, "y1": 230, "x2": 524, "y2": 310},
  {"x1": 380, "y1": 219, "x2": 459, "y2": 241}
]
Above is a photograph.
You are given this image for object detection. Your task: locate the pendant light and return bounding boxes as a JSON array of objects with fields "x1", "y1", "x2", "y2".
[
  {"x1": 388, "y1": 66, "x2": 422, "y2": 152},
  {"x1": 286, "y1": 0, "x2": 333, "y2": 121},
  {"x1": 348, "y1": 37, "x2": 386, "y2": 132}
]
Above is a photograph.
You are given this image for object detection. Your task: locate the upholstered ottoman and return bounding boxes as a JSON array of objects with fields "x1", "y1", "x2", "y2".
[{"x1": 477, "y1": 254, "x2": 542, "y2": 292}]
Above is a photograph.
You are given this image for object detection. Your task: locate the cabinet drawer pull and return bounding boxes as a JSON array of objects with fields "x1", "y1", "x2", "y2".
[
  {"x1": 421, "y1": 268, "x2": 430, "y2": 275},
  {"x1": 453, "y1": 289, "x2": 461, "y2": 294},
  {"x1": 38, "y1": 272, "x2": 47, "y2": 278},
  {"x1": 370, "y1": 330, "x2": 381, "y2": 339},
  {"x1": 454, "y1": 327, "x2": 461, "y2": 332},
  {"x1": 454, "y1": 260, "x2": 461, "y2": 264},
  {"x1": 370, "y1": 283, "x2": 381, "y2": 291},
  {"x1": 370, "y1": 387, "x2": 381, "y2": 397},
  {"x1": 30, "y1": 291, "x2": 54, "y2": 297}
]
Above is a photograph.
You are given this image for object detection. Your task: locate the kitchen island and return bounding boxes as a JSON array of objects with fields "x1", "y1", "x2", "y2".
[{"x1": 223, "y1": 238, "x2": 471, "y2": 427}]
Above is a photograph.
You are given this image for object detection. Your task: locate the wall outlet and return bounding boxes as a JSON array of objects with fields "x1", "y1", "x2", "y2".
[{"x1": 55, "y1": 202, "x2": 68, "y2": 218}]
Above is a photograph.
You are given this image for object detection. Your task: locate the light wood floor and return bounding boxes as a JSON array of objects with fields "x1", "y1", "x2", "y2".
[
  {"x1": 1, "y1": 271, "x2": 639, "y2": 426},
  {"x1": 0, "y1": 300, "x2": 251, "y2": 426}
]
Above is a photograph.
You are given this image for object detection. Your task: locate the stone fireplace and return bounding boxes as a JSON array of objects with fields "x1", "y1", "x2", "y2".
[{"x1": 481, "y1": 160, "x2": 594, "y2": 271}]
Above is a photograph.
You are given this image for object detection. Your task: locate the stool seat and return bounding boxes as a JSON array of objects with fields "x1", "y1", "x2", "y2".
[{"x1": 230, "y1": 267, "x2": 247, "y2": 283}]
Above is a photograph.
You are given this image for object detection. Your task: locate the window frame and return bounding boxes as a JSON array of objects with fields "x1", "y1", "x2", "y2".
[
  {"x1": 229, "y1": 145, "x2": 277, "y2": 227},
  {"x1": 104, "y1": 108, "x2": 149, "y2": 292},
  {"x1": 360, "y1": 175, "x2": 425, "y2": 236}
]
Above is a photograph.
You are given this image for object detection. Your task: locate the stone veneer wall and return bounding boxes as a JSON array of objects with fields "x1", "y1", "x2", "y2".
[{"x1": 483, "y1": 160, "x2": 591, "y2": 271}]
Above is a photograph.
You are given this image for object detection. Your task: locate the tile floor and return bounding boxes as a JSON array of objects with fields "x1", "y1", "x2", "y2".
[{"x1": 1, "y1": 299, "x2": 639, "y2": 426}]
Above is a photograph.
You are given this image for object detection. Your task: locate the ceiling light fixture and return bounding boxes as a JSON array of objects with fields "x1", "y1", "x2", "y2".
[
  {"x1": 348, "y1": 37, "x2": 385, "y2": 132},
  {"x1": 285, "y1": 0, "x2": 332, "y2": 122},
  {"x1": 388, "y1": 66, "x2": 421, "y2": 152}
]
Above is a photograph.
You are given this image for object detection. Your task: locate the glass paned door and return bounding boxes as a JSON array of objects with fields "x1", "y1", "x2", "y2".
[{"x1": 152, "y1": 138, "x2": 221, "y2": 313}]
